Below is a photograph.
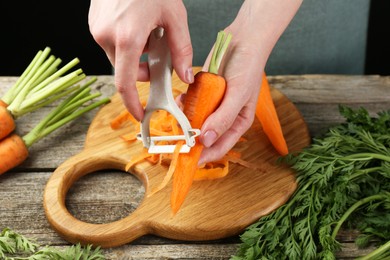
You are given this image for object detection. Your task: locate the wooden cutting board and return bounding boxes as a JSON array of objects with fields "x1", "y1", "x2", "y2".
[{"x1": 43, "y1": 68, "x2": 310, "y2": 248}]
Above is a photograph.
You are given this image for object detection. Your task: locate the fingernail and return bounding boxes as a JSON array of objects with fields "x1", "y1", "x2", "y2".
[
  {"x1": 185, "y1": 68, "x2": 194, "y2": 83},
  {"x1": 201, "y1": 130, "x2": 218, "y2": 148},
  {"x1": 198, "y1": 157, "x2": 205, "y2": 167}
]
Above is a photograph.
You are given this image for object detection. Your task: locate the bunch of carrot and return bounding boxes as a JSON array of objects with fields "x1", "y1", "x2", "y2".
[
  {"x1": 112, "y1": 31, "x2": 288, "y2": 214},
  {"x1": 0, "y1": 47, "x2": 110, "y2": 175}
]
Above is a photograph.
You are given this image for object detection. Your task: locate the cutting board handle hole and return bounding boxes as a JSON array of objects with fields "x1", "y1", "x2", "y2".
[{"x1": 64, "y1": 169, "x2": 145, "y2": 224}]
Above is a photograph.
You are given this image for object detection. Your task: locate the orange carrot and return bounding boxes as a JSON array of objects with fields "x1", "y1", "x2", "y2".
[
  {"x1": 0, "y1": 134, "x2": 29, "y2": 175},
  {"x1": 170, "y1": 31, "x2": 231, "y2": 214},
  {"x1": 256, "y1": 74, "x2": 288, "y2": 156},
  {"x1": 0, "y1": 106, "x2": 16, "y2": 140},
  {"x1": 170, "y1": 72, "x2": 226, "y2": 213}
]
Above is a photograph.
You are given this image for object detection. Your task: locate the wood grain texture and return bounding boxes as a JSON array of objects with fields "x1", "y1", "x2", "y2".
[
  {"x1": 43, "y1": 68, "x2": 310, "y2": 248},
  {"x1": 1, "y1": 73, "x2": 389, "y2": 258}
]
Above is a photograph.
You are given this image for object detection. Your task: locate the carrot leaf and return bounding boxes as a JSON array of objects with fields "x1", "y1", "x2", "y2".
[{"x1": 0, "y1": 227, "x2": 105, "y2": 259}]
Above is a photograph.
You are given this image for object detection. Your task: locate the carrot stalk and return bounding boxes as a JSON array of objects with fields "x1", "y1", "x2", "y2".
[
  {"x1": 6, "y1": 47, "x2": 53, "y2": 113},
  {"x1": 8, "y1": 58, "x2": 84, "y2": 118},
  {"x1": 255, "y1": 74, "x2": 288, "y2": 155},
  {"x1": 209, "y1": 31, "x2": 232, "y2": 74},
  {"x1": 2, "y1": 47, "x2": 86, "y2": 121},
  {"x1": 22, "y1": 78, "x2": 110, "y2": 148},
  {"x1": 170, "y1": 31, "x2": 231, "y2": 214},
  {"x1": 0, "y1": 48, "x2": 90, "y2": 144},
  {"x1": 1, "y1": 50, "x2": 43, "y2": 105}
]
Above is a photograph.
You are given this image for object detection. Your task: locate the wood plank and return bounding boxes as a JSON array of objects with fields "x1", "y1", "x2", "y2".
[
  {"x1": 1, "y1": 74, "x2": 389, "y2": 259},
  {"x1": 2, "y1": 75, "x2": 389, "y2": 168},
  {"x1": 0, "y1": 171, "x2": 376, "y2": 259}
]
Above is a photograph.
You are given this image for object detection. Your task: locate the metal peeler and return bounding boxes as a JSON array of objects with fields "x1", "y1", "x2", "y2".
[{"x1": 137, "y1": 27, "x2": 200, "y2": 154}]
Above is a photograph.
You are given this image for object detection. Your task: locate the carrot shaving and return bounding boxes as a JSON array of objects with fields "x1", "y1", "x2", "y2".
[
  {"x1": 125, "y1": 149, "x2": 152, "y2": 172},
  {"x1": 223, "y1": 154, "x2": 263, "y2": 172},
  {"x1": 193, "y1": 160, "x2": 229, "y2": 181},
  {"x1": 226, "y1": 150, "x2": 241, "y2": 159},
  {"x1": 147, "y1": 141, "x2": 184, "y2": 197},
  {"x1": 120, "y1": 132, "x2": 138, "y2": 143},
  {"x1": 145, "y1": 153, "x2": 160, "y2": 165},
  {"x1": 111, "y1": 110, "x2": 138, "y2": 130}
]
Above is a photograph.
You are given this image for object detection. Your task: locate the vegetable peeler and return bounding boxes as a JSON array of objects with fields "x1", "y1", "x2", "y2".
[{"x1": 137, "y1": 27, "x2": 200, "y2": 154}]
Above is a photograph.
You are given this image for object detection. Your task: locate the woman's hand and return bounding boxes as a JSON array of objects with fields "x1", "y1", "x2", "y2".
[
  {"x1": 198, "y1": 0, "x2": 302, "y2": 164},
  {"x1": 88, "y1": 0, "x2": 194, "y2": 121}
]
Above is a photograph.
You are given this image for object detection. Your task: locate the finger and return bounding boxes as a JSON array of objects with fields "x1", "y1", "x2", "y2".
[
  {"x1": 199, "y1": 78, "x2": 248, "y2": 148},
  {"x1": 198, "y1": 101, "x2": 257, "y2": 165},
  {"x1": 163, "y1": 3, "x2": 194, "y2": 84},
  {"x1": 114, "y1": 32, "x2": 148, "y2": 121},
  {"x1": 137, "y1": 62, "x2": 150, "y2": 82},
  {"x1": 174, "y1": 93, "x2": 185, "y2": 111}
]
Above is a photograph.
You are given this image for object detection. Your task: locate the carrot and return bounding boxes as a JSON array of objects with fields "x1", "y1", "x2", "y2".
[
  {"x1": 256, "y1": 74, "x2": 288, "y2": 155},
  {"x1": 170, "y1": 31, "x2": 231, "y2": 214},
  {"x1": 0, "y1": 100, "x2": 7, "y2": 107},
  {"x1": 0, "y1": 134, "x2": 29, "y2": 175},
  {"x1": 0, "y1": 79, "x2": 110, "y2": 176},
  {"x1": 0, "y1": 106, "x2": 15, "y2": 140}
]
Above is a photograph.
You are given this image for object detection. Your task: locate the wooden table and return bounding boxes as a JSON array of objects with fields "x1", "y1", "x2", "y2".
[{"x1": 1, "y1": 75, "x2": 389, "y2": 259}]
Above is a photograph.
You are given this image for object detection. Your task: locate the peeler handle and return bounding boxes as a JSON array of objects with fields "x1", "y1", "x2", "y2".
[{"x1": 140, "y1": 27, "x2": 198, "y2": 150}]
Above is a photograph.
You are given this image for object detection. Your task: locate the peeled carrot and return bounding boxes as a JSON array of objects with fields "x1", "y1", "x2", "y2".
[
  {"x1": 0, "y1": 106, "x2": 16, "y2": 140},
  {"x1": 256, "y1": 74, "x2": 288, "y2": 155},
  {"x1": 0, "y1": 134, "x2": 29, "y2": 175},
  {"x1": 170, "y1": 73, "x2": 226, "y2": 213},
  {"x1": 170, "y1": 31, "x2": 231, "y2": 214}
]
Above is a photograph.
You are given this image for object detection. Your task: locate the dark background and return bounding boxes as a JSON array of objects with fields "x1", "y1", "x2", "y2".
[{"x1": 0, "y1": 1, "x2": 389, "y2": 76}]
